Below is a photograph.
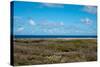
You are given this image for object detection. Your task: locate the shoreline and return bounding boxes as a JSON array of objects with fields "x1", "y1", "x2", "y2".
[{"x1": 13, "y1": 38, "x2": 97, "y2": 41}]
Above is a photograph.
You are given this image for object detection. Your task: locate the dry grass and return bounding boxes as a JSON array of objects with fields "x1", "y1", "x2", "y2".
[{"x1": 13, "y1": 38, "x2": 97, "y2": 66}]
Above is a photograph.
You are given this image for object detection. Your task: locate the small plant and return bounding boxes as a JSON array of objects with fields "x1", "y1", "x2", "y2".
[{"x1": 14, "y1": 38, "x2": 97, "y2": 65}]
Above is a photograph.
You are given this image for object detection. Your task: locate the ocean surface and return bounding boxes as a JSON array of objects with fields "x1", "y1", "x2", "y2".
[{"x1": 13, "y1": 35, "x2": 97, "y2": 38}]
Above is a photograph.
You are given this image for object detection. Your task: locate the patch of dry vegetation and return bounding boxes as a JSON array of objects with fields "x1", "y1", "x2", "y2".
[{"x1": 13, "y1": 38, "x2": 97, "y2": 66}]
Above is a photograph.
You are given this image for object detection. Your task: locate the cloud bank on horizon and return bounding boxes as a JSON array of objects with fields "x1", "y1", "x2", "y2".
[{"x1": 12, "y1": 1, "x2": 97, "y2": 36}]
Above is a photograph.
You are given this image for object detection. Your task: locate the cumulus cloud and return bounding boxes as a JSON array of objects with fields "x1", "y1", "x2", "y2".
[
  {"x1": 41, "y1": 3, "x2": 64, "y2": 8},
  {"x1": 83, "y1": 6, "x2": 97, "y2": 14},
  {"x1": 14, "y1": 16, "x2": 23, "y2": 23},
  {"x1": 41, "y1": 21, "x2": 65, "y2": 28},
  {"x1": 75, "y1": 30, "x2": 85, "y2": 33},
  {"x1": 29, "y1": 19, "x2": 36, "y2": 26},
  {"x1": 43, "y1": 29, "x2": 54, "y2": 34},
  {"x1": 43, "y1": 28, "x2": 68, "y2": 34},
  {"x1": 80, "y1": 17, "x2": 93, "y2": 25},
  {"x1": 60, "y1": 21, "x2": 64, "y2": 26},
  {"x1": 48, "y1": 29, "x2": 54, "y2": 33},
  {"x1": 17, "y1": 27, "x2": 24, "y2": 32},
  {"x1": 14, "y1": 16, "x2": 20, "y2": 19}
]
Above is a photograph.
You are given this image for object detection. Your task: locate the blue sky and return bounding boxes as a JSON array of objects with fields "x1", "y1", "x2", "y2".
[{"x1": 12, "y1": 1, "x2": 97, "y2": 36}]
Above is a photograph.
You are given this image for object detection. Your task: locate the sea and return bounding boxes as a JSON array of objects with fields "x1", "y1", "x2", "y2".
[{"x1": 13, "y1": 35, "x2": 97, "y2": 38}]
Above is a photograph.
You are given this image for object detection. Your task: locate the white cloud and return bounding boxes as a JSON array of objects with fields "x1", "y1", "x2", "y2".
[
  {"x1": 43, "y1": 29, "x2": 47, "y2": 33},
  {"x1": 14, "y1": 16, "x2": 23, "y2": 23},
  {"x1": 83, "y1": 6, "x2": 97, "y2": 14},
  {"x1": 14, "y1": 16, "x2": 22, "y2": 19},
  {"x1": 29, "y1": 19, "x2": 36, "y2": 26},
  {"x1": 41, "y1": 21, "x2": 65, "y2": 28},
  {"x1": 17, "y1": 27, "x2": 24, "y2": 32},
  {"x1": 43, "y1": 29, "x2": 56, "y2": 34},
  {"x1": 60, "y1": 22, "x2": 64, "y2": 26},
  {"x1": 41, "y1": 3, "x2": 64, "y2": 8},
  {"x1": 80, "y1": 17, "x2": 93, "y2": 25},
  {"x1": 43, "y1": 28, "x2": 68, "y2": 34},
  {"x1": 75, "y1": 30, "x2": 85, "y2": 33},
  {"x1": 48, "y1": 29, "x2": 54, "y2": 33}
]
